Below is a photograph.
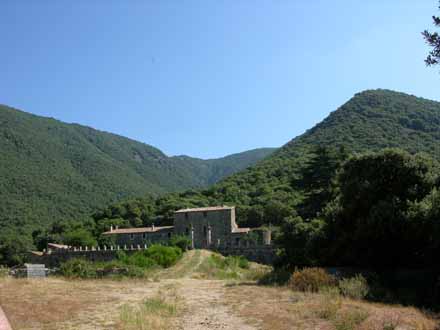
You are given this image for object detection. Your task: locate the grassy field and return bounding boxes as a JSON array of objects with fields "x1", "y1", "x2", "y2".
[{"x1": 0, "y1": 250, "x2": 437, "y2": 330}]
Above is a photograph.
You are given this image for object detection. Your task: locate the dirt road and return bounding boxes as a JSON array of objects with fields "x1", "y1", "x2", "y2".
[{"x1": 176, "y1": 278, "x2": 256, "y2": 330}]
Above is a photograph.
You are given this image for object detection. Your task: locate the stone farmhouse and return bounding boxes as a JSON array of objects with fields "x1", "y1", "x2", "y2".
[
  {"x1": 29, "y1": 206, "x2": 275, "y2": 266},
  {"x1": 103, "y1": 206, "x2": 271, "y2": 249}
]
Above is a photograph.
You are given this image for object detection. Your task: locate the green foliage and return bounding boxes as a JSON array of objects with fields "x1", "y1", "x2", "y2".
[
  {"x1": 277, "y1": 216, "x2": 325, "y2": 267},
  {"x1": 422, "y1": 2, "x2": 440, "y2": 66},
  {"x1": 288, "y1": 267, "x2": 337, "y2": 292},
  {"x1": 0, "y1": 230, "x2": 31, "y2": 266},
  {"x1": 196, "y1": 253, "x2": 255, "y2": 280},
  {"x1": 169, "y1": 235, "x2": 192, "y2": 251},
  {"x1": 116, "y1": 251, "x2": 157, "y2": 269},
  {"x1": 257, "y1": 267, "x2": 291, "y2": 286},
  {"x1": 63, "y1": 228, "x2": 97, "y2": 247},
  {"x1": 0, "y1": 266, "x2": 9, "y2": 278},
  {"x1": 0, "y1": 104, "x2": 273, "y2": 259},
  {"x1": 60, "y1": 258, "x2": 97, "y2": 278},
  {"x1": 339, "y1": 275, "x2": 369, "y2": 300},
  {"x1": 142, "y1": 245, "x2": 182, "y2": 268},
  {"x1": 322, "y1": 149, "x2": 440, "y2": 267}
]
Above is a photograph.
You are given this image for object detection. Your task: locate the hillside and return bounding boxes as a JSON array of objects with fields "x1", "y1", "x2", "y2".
[
  {"x1": 108, "y1": 89, "x2": 440, "y2": 228},
  {"x1": 215, "y1": 89, "x2": 440, "y2": 223},
  {"x1": 0, "y1": 104, "x2": 275, "y2": 232}
]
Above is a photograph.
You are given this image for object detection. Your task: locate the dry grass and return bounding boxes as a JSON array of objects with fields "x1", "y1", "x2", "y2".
[
  {"x1": 116, "y1": 283, "x2": 182, "y2": 330},
  {"x1": 0, "y1": 251, "x2": 438, "y2": 330},
  {"x1": 223, "y1": 283, "x2": 439, "y2": 330},
  {"x1": 0, "y1": 276, "x2": 161, "y2": 330}
]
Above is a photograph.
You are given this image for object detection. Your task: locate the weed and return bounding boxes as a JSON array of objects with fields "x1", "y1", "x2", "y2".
[
  {"x1": 289, "y1": 267, "x2": 337, "y2": 292},
  {"x1": 339, "y1": 275, "x2": 369, "y2": 300}
]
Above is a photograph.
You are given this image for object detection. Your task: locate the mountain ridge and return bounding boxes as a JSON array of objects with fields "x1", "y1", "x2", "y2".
[{"x1": 0, "y1": 104, "x2": 275, "y2": 231}]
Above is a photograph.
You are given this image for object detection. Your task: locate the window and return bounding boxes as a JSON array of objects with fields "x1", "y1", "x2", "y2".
[
  {"x1": 235, "y1": 237, "x2": 240, "y2": 246},
  {"x1": 203, "y1": 211, "x2": 207, "y2": 218},
  {"x1": 168, "y1": 232, "x2": 171, "y2": 238},
  {"x1": 185, "y1": 227, "x2": 189, "y2": 235},
  {"x1": 130, "y1": 234, "x2": 134, "y2": 240},
  {"x1": 184, "y1": 212, "x2": 188, "y2": 220},
  {"x1": 142, "y1": 233, "x2": 146, "y2": 239},
  {"x1": 203, "y1": 226, "x2": 207, "y2": 235}
]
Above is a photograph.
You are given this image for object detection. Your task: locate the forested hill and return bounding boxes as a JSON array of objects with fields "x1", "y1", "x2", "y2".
[
  {"x1": 125, "y1": 89, "x2": 440, "y2": 228},
  {"x1": 219, "y1": 89, "x2": 440, "y2": 222},
  {"x1": 279, "y1": 89, "x2": 440, "y2": 158},
  {"x1": 0, "y1": 104, "x2": 275, "y2": 231}
]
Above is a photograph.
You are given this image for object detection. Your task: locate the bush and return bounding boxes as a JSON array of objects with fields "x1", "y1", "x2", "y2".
[
  {"x1": 339, "y1": 275, "x2": 369, "y2": 300},
  {"x1": 224, "y1": 256, "x2": 249, "y2": 269},
  {"x1": 169, "y1": 235, "x2": 191, "y2": 251},
  {"x1": 316, "y1": 287, "x2": 342, "y2": 319},
  {"x1": 289, "y1": 267, "x2": 337, "y2": 292},
  {"x1": 97, "y1": 261, "x2": 145, "y2": 278},
  {"x1": 0, "y1": 266, "x2": 9, "y2": 278},
  {"x1": 60, "y1": 258, "x2": 97, "y2": 278},
  {"x1": 258, "y1": 268, "x2": 291, "y2": 286},
  {"x1": 117, "y1": 251, "x2": 156, "y2": 268},
  {"x1": 143, "y1": 245, "x2": 182, "y2": 268}
]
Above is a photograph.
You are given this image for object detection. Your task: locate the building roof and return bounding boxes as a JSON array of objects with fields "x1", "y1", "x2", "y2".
[
  {"x1": 175, "y1": 206, "x2": 234, "y2": 213},
  {"x1": 102, "y1": 226, "x2": 174, "y2": 235},
  {"x1": 48, "y1": 243, "x2": 69, "y2": 249},
  {"x1": 232, "y1": 228, "x2": 251, "y2": 233}
]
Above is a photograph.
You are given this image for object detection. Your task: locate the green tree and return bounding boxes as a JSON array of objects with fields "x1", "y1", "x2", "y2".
[
  {"x1": 423, "y1": 1, "x2": 440, "y2": 66},
  {"x1": 323, "y1": 149, "x2": 438, "y2": 267},
  {"x1": 0, "y1": 231, "x2": 31, "y2": 266},
  {"x1": 297, "y1": 146, "x2": 347, "y2": 219},
  {"x1": 277, "y1": 216, "x2": 325, "y2": 267},
  {"x1": 63, "y1": 228, "x2": 97, "y2": 247}
]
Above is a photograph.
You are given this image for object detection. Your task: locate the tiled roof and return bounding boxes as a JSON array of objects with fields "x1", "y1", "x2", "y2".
[
  {"x1": 102, "y1": 226, "x2": 174, "y2": 235},
  {"x1": 232, "y1": 228, "x2": 251, "y2": 233},
  {"x1": 48, "y1": 243, "x2": 69, "y2": 249},
  {"x1": 175, "y1": 206, "x2": 234, "y2": 213}
]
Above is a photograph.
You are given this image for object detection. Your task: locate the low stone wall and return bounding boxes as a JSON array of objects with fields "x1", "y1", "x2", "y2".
[
  {"x1": 216, "y1": 245, "x2": 277, "y2": 265},
  {"x1": 28, "y1": 245, "x2": 149, "y2": 268},
  {"x1": 28, "y1": 244, "x2": 278, "y2": 268}
]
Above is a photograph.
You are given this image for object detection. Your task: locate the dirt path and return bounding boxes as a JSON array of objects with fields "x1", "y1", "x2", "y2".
[{"x1": 176, "y1": 279, "x2": 257, "y2": 330}]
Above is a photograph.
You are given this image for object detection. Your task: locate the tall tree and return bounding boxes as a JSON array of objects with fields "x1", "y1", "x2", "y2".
[
  {"x1": 323, "y1": 149, "x2": 438, "y2": 267},
  {"x1": 297, "y1": 146, "x2": 347, "y2": 219},
  {"x1": 423, "y1": 1, "x2": 440, "y2": 66}
]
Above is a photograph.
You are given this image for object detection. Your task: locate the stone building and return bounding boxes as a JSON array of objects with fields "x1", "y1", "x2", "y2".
[
  {"x1": 174, "y1": 206, "x2": 250, "y2": 248},
  {"x1": 102, "y1": 225, "x2": 174, "y2": 246},
  {"x1": 102, "y1": 206, "x2": 271, "y2": 249},
  {"x1": 31, "y1": 206, "x2": 275, "y2": 266}
]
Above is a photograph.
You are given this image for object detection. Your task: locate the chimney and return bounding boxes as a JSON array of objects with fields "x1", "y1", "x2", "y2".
[
  {"x1": 152, "y1": 223, "x2": 155, "y2": 231},
  {"x1": 110, "y1": 225, "x2": 113, "y2": 232},
  {"x1": 116, "y1": 225, "x2": 119, "y2": 230}
]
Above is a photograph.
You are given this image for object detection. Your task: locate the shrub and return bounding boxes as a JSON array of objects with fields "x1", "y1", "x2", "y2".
[
  {"x1": 0, "y1": 266, "x2": 9, "y2": 278},
  {"x1": 339, "y1": 275, "x2": 369, "y2": 300},
  {"x1": 169, "y1": 235, "x2": 191, "y2": 251},
  {"x1": 60, "y1": 258, "x2": 97, "y2": 278},
  {"x1": 97, "y1": 260, "x2": 145, "y2": 278},
  {"x1": 117, "y1": 251, "x2": 156, "y2": 268},
  {"x1": 224, "y1": 256, "x2": 249, "y2": 269},
  {"x1": 333, "y1": 308, "x2": 369, "y2": 330},
  {"x1": 258, "y1": 268, "x2": 291, "y2": 286},
  {"x1": 316, "y1": 289, "x2": 341, "y2": 320},
  {"x1": 143, "y1": 245, "x2": 182, "y2": 268},
  {"x1": 288, "y1": 267, "x2": 337, "y2": 292}
]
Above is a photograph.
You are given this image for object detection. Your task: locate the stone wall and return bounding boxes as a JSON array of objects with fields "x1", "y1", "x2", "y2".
[
  {"x1": 112, "y1": 228, "x2": 174, "y2": 246},
  {"x1": 28, "y1": 245, "x2": 150, "y2": 268},
  {"x1": 216, "y1": 245, "x2": 277, "y2": 265},
  {"x1": 174, "y1": 208, "x2": 235, "y2": 248},
  {"x1": 29, "y1": 243, "x2": 278, "y2": 267}
]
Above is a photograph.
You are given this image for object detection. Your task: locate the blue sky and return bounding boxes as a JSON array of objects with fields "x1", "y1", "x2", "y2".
[{"x1": 1, "y1": 0, "x2": 439, "y2": 159}]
